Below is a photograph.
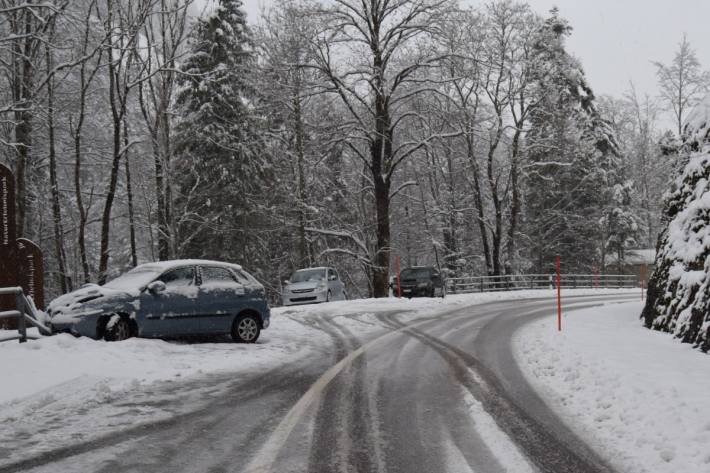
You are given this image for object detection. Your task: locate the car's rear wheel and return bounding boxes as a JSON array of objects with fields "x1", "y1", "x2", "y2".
[
  {"x1": 232, "y1": 314, "x2": 260, "y2": 343},
  {"x1": 104, "y1": 316, "x2": 131, "y2": 342}
]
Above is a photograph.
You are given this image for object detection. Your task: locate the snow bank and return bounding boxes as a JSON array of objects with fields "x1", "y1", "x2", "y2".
[{"x1": 514, "y1": 301, "x2": 710, "y2": 473}]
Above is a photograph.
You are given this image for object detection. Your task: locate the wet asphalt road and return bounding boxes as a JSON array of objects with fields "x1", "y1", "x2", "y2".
[{"x1": 8, "y1": 294, "x2": 636, "y2": 473}]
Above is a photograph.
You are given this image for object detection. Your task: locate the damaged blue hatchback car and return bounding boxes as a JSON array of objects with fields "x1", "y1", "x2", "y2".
[{"x1": 47, "y1": 260, "x2": 270, "y2": 343}]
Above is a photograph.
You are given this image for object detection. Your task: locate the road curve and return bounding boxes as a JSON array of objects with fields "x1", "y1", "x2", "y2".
[{"x1": 12, "y1": 293, "x2": 636, "y2": 473}]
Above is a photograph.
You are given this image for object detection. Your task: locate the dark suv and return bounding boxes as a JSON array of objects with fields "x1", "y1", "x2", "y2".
[{"x1": 394, "y1": 266, "x2": 445, "y2": 298}]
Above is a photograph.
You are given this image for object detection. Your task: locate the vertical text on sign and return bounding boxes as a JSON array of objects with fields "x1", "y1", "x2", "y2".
[{"x1": 1, "y1": 175, "x2": 9, "y2": 245}]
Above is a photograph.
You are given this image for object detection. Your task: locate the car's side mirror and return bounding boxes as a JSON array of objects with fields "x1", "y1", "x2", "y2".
[
  {"x1": 147, "y1": 280, "x2": 166, "y2": 294},
  {"x1": 235, "y1": 284, "x2": 245, "y2": 296},
  {"x1": 329, "y1": 275, "x2": 337, "y2": 281},
  {"x1": 283, "y1": 280, "x2": 290, "y2": 286}
]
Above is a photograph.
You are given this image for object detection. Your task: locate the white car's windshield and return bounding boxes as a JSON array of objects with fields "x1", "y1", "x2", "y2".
[
  {"x1": 104, "y1": 268, "x2": 162, "y2": 291},
  {"x1": 291, "y1": 269, "x2": 326, "y2": 283}
]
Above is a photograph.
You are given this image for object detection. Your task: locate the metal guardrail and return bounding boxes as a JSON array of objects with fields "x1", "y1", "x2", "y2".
[
  {"x1": 0, "y1": 287, "x2": 51, "y2": 343},
  {"x1": 446, "y1": 274, "x2": 638, "y2": 294}
]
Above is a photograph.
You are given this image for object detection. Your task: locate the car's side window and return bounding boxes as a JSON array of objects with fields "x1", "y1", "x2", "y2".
[
  {"x1": 231, "y1": 269, "x2": 252, "y2": 285},
  {"x1": 201, "y1": 267, "x2": 237, "y2": 285},
  {"x1": 159, "y1": 267, "x2": 194, "y2": 288}
]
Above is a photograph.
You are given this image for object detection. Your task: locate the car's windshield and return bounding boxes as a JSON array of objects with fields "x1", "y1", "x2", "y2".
[
  {"x1": 290, "y1": 269, "x2": 326, "y2": 283},
  {"x1": 400, "y1": 268, "x2": 431, "y2": 280},
  {"x1": 104, "y1": 268, "x2": 162, "y2": 291}
]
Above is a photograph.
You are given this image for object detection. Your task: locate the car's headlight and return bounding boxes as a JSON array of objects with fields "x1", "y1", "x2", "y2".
[{"x1": 317, "y1": 281, "x2": 327, "y2": 290}]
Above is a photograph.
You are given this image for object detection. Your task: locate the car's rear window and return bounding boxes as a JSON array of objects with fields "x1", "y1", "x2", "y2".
[
  {"x1": 201, "y1": 267, "x2": 236, "y2": 284},
  {"x1": 291, "y1": 269, "x2": 326, "y2": 282}
]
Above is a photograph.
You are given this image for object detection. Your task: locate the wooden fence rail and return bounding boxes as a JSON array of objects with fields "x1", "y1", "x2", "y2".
[{"x1": 0, "y1": 287, "x2": 51, "y2": 343}]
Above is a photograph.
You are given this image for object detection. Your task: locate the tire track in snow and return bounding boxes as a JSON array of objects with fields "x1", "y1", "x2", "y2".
[
  {"x1": 306, "y1": 316, "x2": 384, "y2": 473},
  {"x1": 385, "y1": 308, "x2": 618, "y2": 473},
  {"x1": 243, "y1": 305, "x2": 469, "y2": 473}
]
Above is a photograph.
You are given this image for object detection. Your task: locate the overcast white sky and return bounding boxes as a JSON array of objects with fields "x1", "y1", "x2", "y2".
[{"x1": 233, "y1": 0, "x2": 710, "y2": 102}]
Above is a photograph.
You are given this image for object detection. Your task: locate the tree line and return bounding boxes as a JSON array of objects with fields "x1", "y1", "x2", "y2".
[{"x1": 1, "y1": 0, "x2": 707, "y2": 300}]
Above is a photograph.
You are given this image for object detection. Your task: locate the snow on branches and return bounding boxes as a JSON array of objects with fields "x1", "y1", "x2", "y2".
[{"x1": 642, "y1": 93, "x2": 710, "y2": 352}]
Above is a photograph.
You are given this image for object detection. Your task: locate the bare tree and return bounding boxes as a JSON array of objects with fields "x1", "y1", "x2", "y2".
[
  {"x1": 0, "y1": 0, "x2": 69, "y2": 237},
  {"x1": 653, "y1": 34, "x2": 710, "y2": 137},
  {"x1": 310, "y1": 0, "x2": 449, "y2": 296},
  {"x1": 136, "y1": 0, "x2": 192, "y2": 260},
  {"x1": 257, "y1": 0, "x2": 322, "y2": 268},
  {"x1": 95, "y1": 0, "x2": 154, "y2": 283}
]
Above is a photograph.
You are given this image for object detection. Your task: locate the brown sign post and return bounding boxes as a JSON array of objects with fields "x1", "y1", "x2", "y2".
[
  {"x1": 0, "y1": 163, "x2": 45, "y2": 329},
  {"x1": 17, "y1": 238, "x2": 45, "y2": 310}
]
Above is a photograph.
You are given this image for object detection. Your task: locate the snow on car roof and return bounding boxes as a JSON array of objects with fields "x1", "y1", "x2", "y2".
[
  {"x1": 135, "y1": 259, "x2": 243, "y2": 273},
  {"x1": 294, "y1": 267, "x2": 329, "y2": 271}
]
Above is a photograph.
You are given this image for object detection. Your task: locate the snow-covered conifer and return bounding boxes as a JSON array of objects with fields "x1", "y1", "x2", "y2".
[
  {"x1": 642, "y1": 93, "x2": 710, "y2": 352},
  {"x1": 172, "y1": 0, "x2": 268, "y2": 259},
  {"x1": 525, "y1": 8, "x2": 621, "y2": 273}
]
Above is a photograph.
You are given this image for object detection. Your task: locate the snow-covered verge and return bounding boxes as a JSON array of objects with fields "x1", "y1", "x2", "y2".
[
  {"x1": 514, "y1": 301, "x2": 710, "y2": 473},
  {"x1": 0, "y1": 289, "x2": 631, "y2": 467}
]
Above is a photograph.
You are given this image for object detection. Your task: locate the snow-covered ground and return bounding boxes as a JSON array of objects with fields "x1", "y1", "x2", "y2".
[
  {"x1": 514, "y1": 301, "x2": 710, "y2": 473},
  {"x1": 0, "y1": 289, "x2": 631, "y2": 467}
]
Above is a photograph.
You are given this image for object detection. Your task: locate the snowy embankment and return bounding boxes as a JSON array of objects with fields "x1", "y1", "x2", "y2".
[
  {"x1": 0, "y1": 289, "x2": 628, "y2": 466},
  {"x1": 514, "y1": 301, "x2": 710, "y2": 473}
]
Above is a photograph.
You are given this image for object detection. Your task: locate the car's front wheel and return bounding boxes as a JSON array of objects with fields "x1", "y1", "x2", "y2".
[
  {"x1": 232, "y1": 314, "x2": 260, "y2": 343},
  {"x1": 104, "y1": 316, "x2": 132, "y2": 342}
]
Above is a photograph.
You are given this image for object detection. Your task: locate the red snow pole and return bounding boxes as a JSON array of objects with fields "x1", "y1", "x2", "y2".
[
  {"x1": 396, "y1": 255, "x2": 402, "y2": 298},
  {"x1": 556, "y1": 256, "x2": 562, "y2": 332}
]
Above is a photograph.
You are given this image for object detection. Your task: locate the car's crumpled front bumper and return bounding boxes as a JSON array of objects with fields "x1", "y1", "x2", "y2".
[{"x1": 48, "y1": 309, "x2": 103, "y2": 338}]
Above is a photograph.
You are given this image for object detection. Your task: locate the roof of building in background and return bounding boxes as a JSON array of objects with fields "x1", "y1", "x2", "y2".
[{"x1": 606, "y1": 249, "x2": 656, "y2": 266}]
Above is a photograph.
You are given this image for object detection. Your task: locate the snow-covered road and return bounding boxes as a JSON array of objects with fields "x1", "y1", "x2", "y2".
[{"x1": 3, "y1": 290, "x2": 690, "y2": 473}]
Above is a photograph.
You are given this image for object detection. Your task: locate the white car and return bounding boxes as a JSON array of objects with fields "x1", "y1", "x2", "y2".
[{"x1": 282, "y1": 267, "x2": 347, "y2": 306}]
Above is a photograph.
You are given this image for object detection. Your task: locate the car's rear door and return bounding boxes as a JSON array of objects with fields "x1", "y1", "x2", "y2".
[
  {"x1": 139, "y1": 266, "x2": 200, "y2": 337},
  {"x1": 196, "y1": 265, "x2": 245, "y2": 334}
]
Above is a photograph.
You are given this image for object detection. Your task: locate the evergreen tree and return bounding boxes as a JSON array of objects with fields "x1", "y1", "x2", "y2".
[
  {"x1": 172, "y1": 0, "x2": 268, "y2": 261},
  {"x1": 641, "y1": 94, "x2": 710, "y2": 352},
  {"x1": 600, "y1": 181, "x2": 640, "y2": 272},
  {"x1": 524, "y1": 9, "x2": 620, "y2": 273}
]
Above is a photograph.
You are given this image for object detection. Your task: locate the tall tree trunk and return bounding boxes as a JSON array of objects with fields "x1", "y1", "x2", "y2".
[
  {"x1": 373, "y1": 175, "x2": 391, "y2": 297},
  {"x1": 293, "y1": 87, "x2": 308, "y2": 267},
  {"x1": 371, "y1": 79, "x2": 393, "y2": 298},
  {"x1": 13, "y1": 8, "x2": 35, "y2": 238},
  {"x1": 46, "y1": 42, "x2": 71, "y2": 293},
  {"x1": 505, "y1": 127, "x2": 522, "y2": 275},
  {"x1": 98, "y1": 2, "x2": 123, "y2": 284},
  {"x1": 123, "y1": 118, "x2": 137, "y2": 267},
  {"x1": 466, "y1": 134, "x2": 492, "y2": 275},
  {"x1": 487, "y1": 116, "x2": 504, "y2": 276}
]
